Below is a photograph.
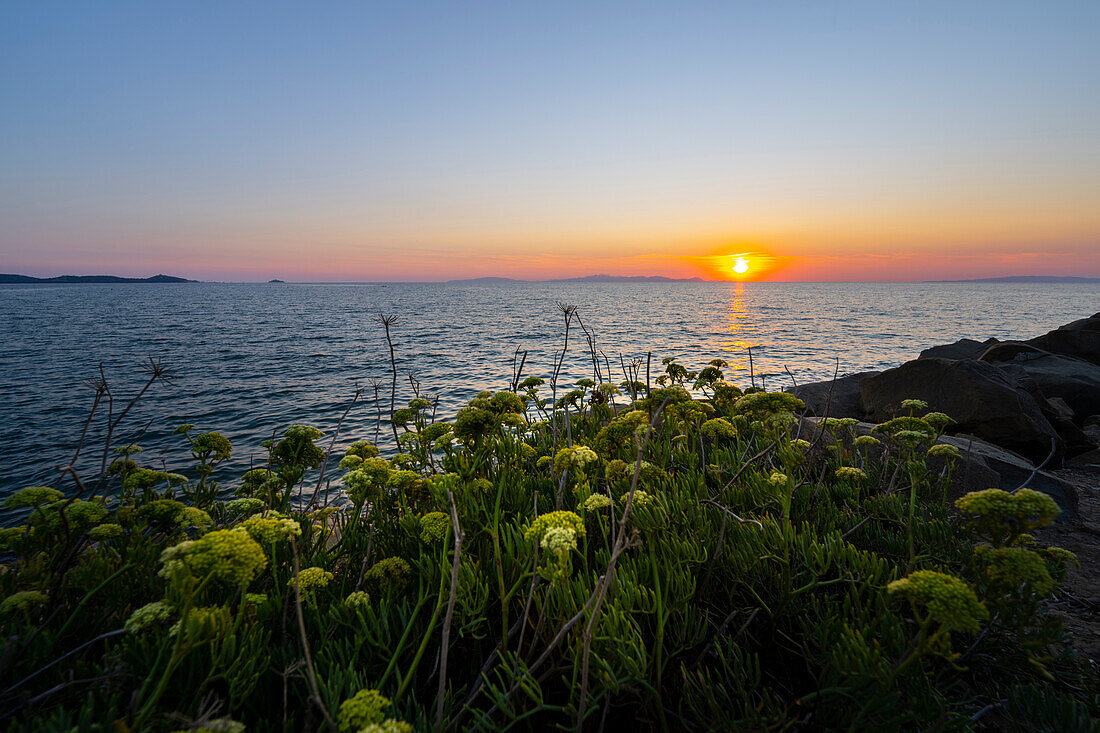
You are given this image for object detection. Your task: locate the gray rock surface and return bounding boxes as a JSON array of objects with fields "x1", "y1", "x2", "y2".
[
  {"x1": 1026, "y1": 312, "x2": 1100, "y2": 366},
  {"x1": 987, "y1": 351, "x2": 1100, "y2": 422},
  {"x1": 859, "y1": 358, "x2": 1060, "y2": 463},
  {"x1": 918, "y1": 337, "x2": 1000, "y2": 361},
  {"x1": 784, "y1": 371, "x2": 878, "y2": 419}
]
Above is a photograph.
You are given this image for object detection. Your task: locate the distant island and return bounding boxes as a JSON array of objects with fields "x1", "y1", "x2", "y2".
[
  {"x1": 268, "y1": 279, "x2": 286, "y2": 283},
  {"x1": 926, "y1": 275, "x2": 1100, "y2": 283},
  {"x1": 0, "y1": 273, "x2": 194, "y2": 284},
  {"x1": 448, "y1": 274, "x2": 706, "y2": 284}
]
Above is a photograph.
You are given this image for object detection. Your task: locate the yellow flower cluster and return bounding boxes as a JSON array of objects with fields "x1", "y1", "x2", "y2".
[
  {"x1": 345, "y1": 590, "x2": 371, "y2": 609},
  {"x1": 927, "y1": 444, "x2": 961, "y2": 459},
  {"x1": 700, "y1": 418, "x2": 738, "y2": 441},
  {"x1": 581, "y1": 493, "x2": 612, "y2": 512},
  {"x1": 975, "y1": 546, "x2": 1056, "y2": 597},
  {"x1": 524, "y1": 511, "x2": 585, "y2": 544},
  {"x1": 419, "y1": 511, "x2": 450, "y2": 543},
  {"x1": 161, "y1": 529, "x2": 267, "y2": 587},
  {"x1": 359, "y1": 720, "x2": 413, "y2": 733},
  {"x1": 241, "y1": 513, "x2": 301, "y2": 546},
  {"x1": 955, "y1": 488, "x2": 1059, "y2": 544},
  {"x1": 854, "y1": 435, "x2": 881, "y2": 449},
  {"x1": 541, "y1": 526, "x2": 578, "y2": 557},
  {"x1": 621, "y1": 490, "x2": 655, "y2": 507},
  {"x1": 337, "y1": 689, "x2": 391, "y2": 733},
  {"x1": 125, "y1": 599, "x2": 173, "y2": 632},
  {"x1": 768, "y1": 471, "x2": 788, "y2": 487},
  {"x1": 365, "y1": 557, "x2": 412, "y2": 595},
  {"x1": 887, "y1": 570, "x2": 987, "y2": 633},
  {"x1": 293, "y1": 567, "x2": 333, "y2": 591},
  {"x1": 3, "y1": 486, "x2": 63, "y2": 508},
  {"x1": 835, "y1": 467, "x2": 867, "y2": 481},
  {"x1": 0, "y1": 590, "x2": 48, "y2": 614}
]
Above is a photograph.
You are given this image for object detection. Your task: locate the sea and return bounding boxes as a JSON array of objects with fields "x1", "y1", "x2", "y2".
[{"x1": 2, "y1": 281, "x2": 1097, "y2": 505}]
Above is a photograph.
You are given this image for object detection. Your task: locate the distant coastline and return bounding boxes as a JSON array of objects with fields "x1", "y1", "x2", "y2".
[
  {"x1": 0, "y1": 273, "x2": 194, "y2": 284},
  {"x1": 924, "y1": 275, "x2": 1100, "y2": 284}
]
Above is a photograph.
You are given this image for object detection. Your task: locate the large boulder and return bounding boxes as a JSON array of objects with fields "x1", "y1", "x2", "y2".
[
  {"x1": 918, "y1": 337, "x2": 1000, "y2": 361},
  {"x1": 1026, "y1": 312, "x2": 1100, "y2": 366},
  {"x1": 784, "y1": 371, "x2": 878, "y2": 419},
  {"x1": 859, "y1": 358, "x2": 1060, "y2": 463},
  {"x1": 936, "y1": 434, "x2": 1079, "y2": 519},
  {"x1": 983, "y1": 349, "x2": 1100, "y2": 422}
]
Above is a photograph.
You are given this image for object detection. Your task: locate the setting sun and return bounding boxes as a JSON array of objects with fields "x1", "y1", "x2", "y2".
[{"x1": 732, "y1": 257, "x2": 750, "y2": 274}]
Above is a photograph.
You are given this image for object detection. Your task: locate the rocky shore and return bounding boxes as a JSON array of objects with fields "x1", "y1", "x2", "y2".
[{"x1": 786, "y1": 311, "x2": 1100, "y2": 658}]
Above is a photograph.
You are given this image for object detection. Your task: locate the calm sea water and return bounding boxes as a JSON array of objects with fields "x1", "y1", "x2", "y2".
[{"x1": 2, "y1": 281, "x2": 1097, "y2": 503}]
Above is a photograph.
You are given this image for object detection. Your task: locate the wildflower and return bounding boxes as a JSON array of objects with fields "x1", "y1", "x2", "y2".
[
  {"x1": 238, "y1": 468, "x2": 283, "y2": 498},
  {"x1": 178, "y1": 506, "x2": 213, "y2": 529},
  {"x1": 125, "y1": 599, "x2": 173, "y2": 632},
  {"x1": 272, "y1": 425, "x2": 325, "y2": 470},
  {"x1": 536, "y1": 456, "x2": 552, "y2": 470},
  {"x1": 900, "y1": 399, "x2": 929, "y2": 412},
  {"x1": 244, "y1": 593, "x2": 267, "y2": 606},
  {"x1": 700, "y1": 418, "x2": 737, "y2": 441},
  {"x1": 30, "y1": 499, "x2": 108, "y2": 533},
  {"x1": 593, "y1": 410, "x2": 649, "y2": 456},
  {"x1": 0, "y1": 527, "x2": 25, "y2": 550},
  {"x1": 0, "y1": 590, "x2": 48, "y2": 615},
  {"x1": 872, "y1": 416, "x2": 934, "y2": 440},
  {"x1": 168, "y1": 605, "x2": 232, "y2": 639},
  {"x1": 345, "y1": 591, "x2": 371, "y2": 609},
  {"x1": 89, "y1": 523, "x2": 123, "y2": 540},
  {"x1": 408, "y1": 397, "x2": 431, "y2": 410},
  {"x1": 524, "y1": 511, "x2": 586, "y2": 544},
  {"x1": 955, "y1": 488, "x2": 1059, "y2": 544},
  {"x1": 345, "y1": 440, "x2": 380, "y2": 459},
  {"x1": 517, "y1": 442, "x2": 537, "y2": 461},
  {"x1": 540, "y1": 526, "x2": 578, "y2": 557},
  {"x1": 835, "y1": 467, "x2": 867, "y2": 481},
  {"x1": 768, "y1": 471, "x2": 788, "y2": 487},
  {"x1": 190, "y1": 432, "x2": 232, "y2": 462},
  {"x1": 893, "y1": 430, "x2": 932, "y2": 445},
  {"x1": 621, "y1": 490, "x2": 654, "y2": 507},
  {"x1": 337, "y1": 689, "x2": 391, "y2": 732},
  {"x1": 225, "y1": 498, "x2": 264, "y2": 517},
  {"x1": 391, "y1": 408, "x2": 416, "y2": 428},
  {"x1": 581, "y1": 493, "x2": 612, "y2": 512},
  {"x1": 734, "y1": 391, "x2": 805, "y2": 416},
  {"x1": 293, "y1": 567, "x2": 334, "y2": 592},
  {"x1": 792, "y1": 438, "x2": 813, "y2": 450},
  {"x1": 453, "y1": 407, "x2": 496, "y2": 443},
  {"x1": 887, "y1": 570, "x2": 987, "y2": 633},
  {"x1": 975, "y1": 546, "x2": 1055, "y2": 598},
  {"x1": 489, "y1": 390, "x2": 526, "y2": 415},
  {"x1": 241, "y1": 513, "x2": 301, "y2": 546},
  {"x1": 189, "y1": 718, "x2": 244, "y2": 733},
  {"x1": 365, "y1": 557, "x2": 412, "y2": 595},
  {"x1": 572, "y1": 445, "x2": 598, "y2": 468},
  {"x1": 161, "y1": 529, "x2": 267, "y2": 587},
  {"x1": 360, "y1": 720, "x2": 413, "y2": 733},
  {"x1": 923, "y1": 412, "x2": 954, "y2": 430},
  {"x1": 519, "y1": 376, "x2": 544, "y2": 389},
  {"x1": 420, "y1": 422, "x2": 453, "y2": 442},
  {"x1": 419, "y1": 512, "x2": 450, "y2": 543},
  {"x1": 3, "y1": 486, "x2": 63, "y2": 509},
  {"x1": 854, "y1": 435, "x2": 881, "y2": 448},
  {"x1": 386, "y1": 470, "x2": 421, "y2": 490},
  {"x1": 927, "y1": 444, "x2": 961, "y2": 459}
]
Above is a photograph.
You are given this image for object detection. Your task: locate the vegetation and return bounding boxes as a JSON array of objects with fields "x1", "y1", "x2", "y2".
[{"x1": 1, "y1": 311, "x2": 1096, "y2": 731}]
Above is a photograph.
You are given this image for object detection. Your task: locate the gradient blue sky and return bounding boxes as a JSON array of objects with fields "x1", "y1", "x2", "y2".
[{"x1": 2, "y1": 1, "x2": 1098, "y2": 281}]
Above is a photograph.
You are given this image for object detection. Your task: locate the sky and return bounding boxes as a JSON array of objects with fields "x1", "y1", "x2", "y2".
[{"x1": 1, "y1": 1, "x2": 1098, "y2": 282}]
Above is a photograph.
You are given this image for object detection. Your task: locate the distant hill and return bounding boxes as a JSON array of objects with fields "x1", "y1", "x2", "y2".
[
  {"x1": 447, "y1": 274, "x2": 706, "y2": 284},
  {"x1": 0, "y1": 273, "x2": 195, "y2": 284},
  {"x1": 268, "y1": 279, "x2": 286, "y2": 283},
  {"x1": 928, "y1": 275, "x2": 1100, "y2": 283}
]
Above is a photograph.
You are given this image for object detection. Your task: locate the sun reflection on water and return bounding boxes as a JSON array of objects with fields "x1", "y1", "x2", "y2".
[{"x1": 717, "y1": 283, "x2": 765, "y2": 380}]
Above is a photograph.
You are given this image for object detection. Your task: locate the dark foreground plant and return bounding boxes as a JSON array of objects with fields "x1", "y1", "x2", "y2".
[{"x1": 0, "y1": 320, "x2": 1095, "y2": 732}]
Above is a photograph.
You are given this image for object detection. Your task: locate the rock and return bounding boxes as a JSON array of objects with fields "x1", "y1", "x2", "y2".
[
  {"x1": 937, "y1": 434, "x2": 1079, "y2": 519},
  {"x1": 1069, "y1": 448, "x2": 1100, "y2": 468},
  {"x1": 977, "y1": 341, "x2": 1046, "y2": 362},
  {"x1": 918, "y1": 337, "x2": 1000, "y2": 361},
  {"x1": 1027, "y1": 312, "x2": 1100, "y2": 367},
  {"x1": 1084, "y1": 416, "x2": 1100, "y2": 446},
  {"x1": 985, "y1": 350, "x2": 1100, "y2": 423},
  {"x1": 993, "y1": 363, "x2": 1096, "y2": 457},
  {"x1": 784, "y1": 371, "x2": 878, "y2": 420},
  {"x1": 859, "y1": 358, "x2": 1061, "y2": 464}
]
